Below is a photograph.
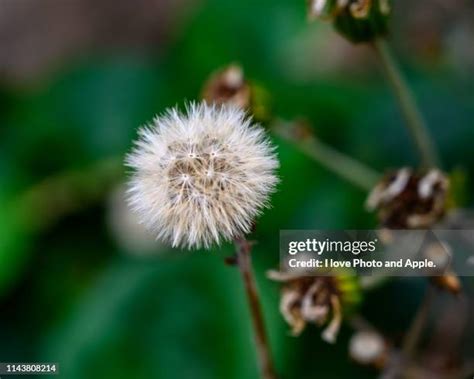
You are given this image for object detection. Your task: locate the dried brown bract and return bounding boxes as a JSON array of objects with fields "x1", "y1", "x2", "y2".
[{"x1": 432, "y1": 273, "x2": 462, "y2": 294}]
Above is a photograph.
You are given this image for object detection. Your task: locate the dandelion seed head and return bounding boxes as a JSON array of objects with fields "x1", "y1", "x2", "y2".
[{"x1": 125, "y1": 102, "x2": 279, "y2": 250}]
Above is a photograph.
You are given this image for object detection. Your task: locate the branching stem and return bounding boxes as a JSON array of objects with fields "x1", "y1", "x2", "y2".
[{"x1": 272, "y1": 120, "x2": 380, "y2": 192}]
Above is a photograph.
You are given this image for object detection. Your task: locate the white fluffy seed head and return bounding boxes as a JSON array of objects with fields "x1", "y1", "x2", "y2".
[{"x1": 125, "y1": 102, "x2": 279, "y2": 250}]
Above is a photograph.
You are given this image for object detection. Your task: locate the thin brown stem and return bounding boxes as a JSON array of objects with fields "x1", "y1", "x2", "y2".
[
  {"x1": 234, "y1": 237, "x2": 278, "y2": 379},
  {"x1": 401, "y1": 284, "x2": 435, "y2": 362},
  {"x1": 373, "y1": 38, "x2": 440, "y2": 168},
  {"x1": 377, "y1": 285, "x2": 435, "y2": 379}
]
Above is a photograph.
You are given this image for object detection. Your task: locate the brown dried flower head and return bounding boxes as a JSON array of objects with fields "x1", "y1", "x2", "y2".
[
  {"x1": 308, "y1": 0, "x2": 391, "y2": 42},
  {"x1": 308, "y1": 0, "x2": 389, "y2": 20},
  {"x1": 366, "y1": 168, "x2": 449, "y2": 228},
  {"x1": 268, "y1": 270, "x2": 360, "y2": 343},
  {"x1": 202, "y1": 64, "x2": 251, "y2": 109}
]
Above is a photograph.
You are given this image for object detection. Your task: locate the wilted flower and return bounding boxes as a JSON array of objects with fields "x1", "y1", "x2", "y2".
[
  {"x1": 268, "y1": 270, "x2": 360, "y2": 343},
  {"x1": 368, "y1": 169, "x2": 461, "y2": 293},
  {"x1": 202, "y1": 65, "x2": 251, "y2": 109},
  {"x1": 308, "y1": 0, "x2": 391, "y2": 43},
  {"x1": 202, "y1": 64, "x2": 272, "y2": 122},
  {"x1": 126, "y1": 102, "x2": 279, "y2": 250},
  {"x1": 349, "y1": 330, "x2": 387, "y2": 367},
  {"x1": 366, "y1": 168, "x2": 449, "y2": 228}
]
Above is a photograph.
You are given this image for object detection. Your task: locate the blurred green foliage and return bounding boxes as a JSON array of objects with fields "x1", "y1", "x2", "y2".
[{"x1": 0, "y1": 0, "x2": 473, "y2": 378}]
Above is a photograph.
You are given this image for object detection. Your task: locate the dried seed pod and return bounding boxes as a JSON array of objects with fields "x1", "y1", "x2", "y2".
[
  {"x1": 202, "y1": 65, "x2": 251, "y2": 109},
  {"x1": 366, "y1": 168, "x2": 449, "y2": 229},
  {"x1": 308, "y1": 0, "x2": 391, "y2": 43},
  {"x1": 202, "y1": 64, "x2": 272, "y2": 122},
  {"x1": 368, "y1": 170, "x2": 461, "y2": 293},
  {"x1": 268, "y1": 270, "x2": 361, "y2": 343}
]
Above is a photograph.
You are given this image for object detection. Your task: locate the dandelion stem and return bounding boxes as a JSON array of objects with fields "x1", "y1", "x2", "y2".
[
  {"x1": 272, "y1": 120, "x2": 380, "y2": 192},
  {"x1": 401, "y1": 284, "x2": 435, "y2": 362},
  {"x1": 373, "y1": 38, "x2": 440, "y2": 168},
  {"x1": 234, "y1": 237, "x2": 278, "y2": 379}
]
